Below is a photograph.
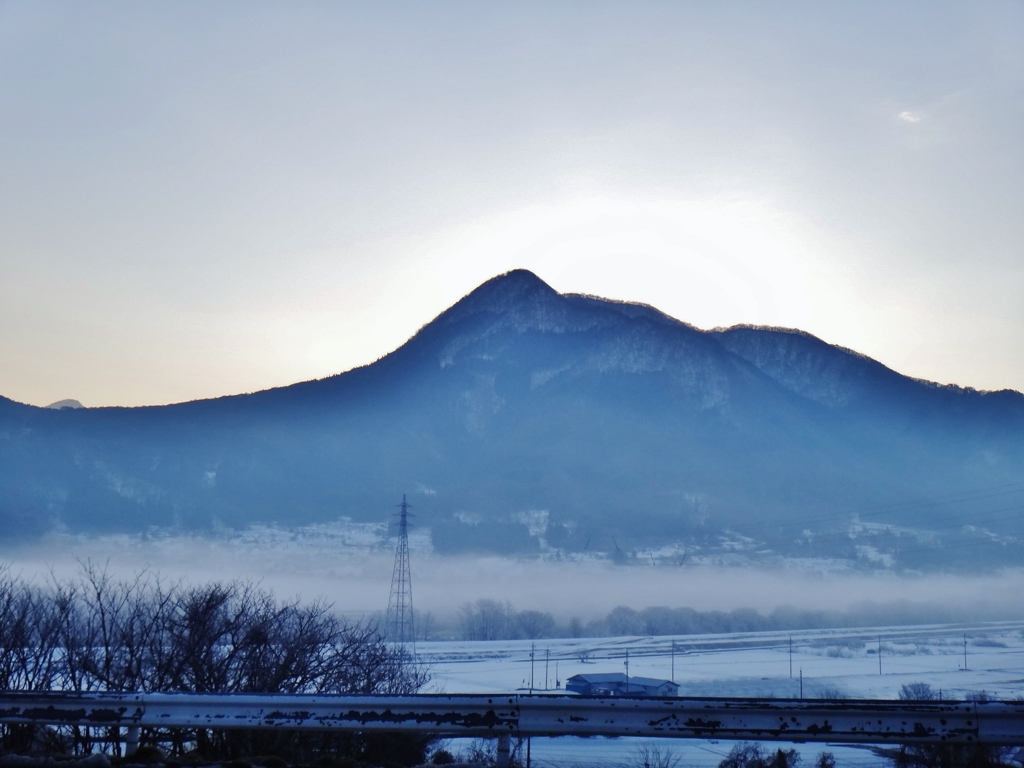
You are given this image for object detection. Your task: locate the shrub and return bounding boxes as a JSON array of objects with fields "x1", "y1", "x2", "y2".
[
  {"x1": 898, "y1": 683, "x2": 937, "y2": 701},
  {"x1": 812, "y1": 684, "x2": 847, "y2": 700},
  {"x1": 633, "y1": 742, "x2": 680, "y2": 768},
  {"x1": 719, "y1": 742, "x2": 800, "y2": 768}
]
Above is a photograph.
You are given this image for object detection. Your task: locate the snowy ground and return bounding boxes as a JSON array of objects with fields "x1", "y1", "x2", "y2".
[{"x1": 416, "y1": 621, "x2": 1024, "y2": 768}]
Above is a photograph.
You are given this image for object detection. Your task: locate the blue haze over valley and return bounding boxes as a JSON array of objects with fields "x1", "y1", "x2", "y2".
[{"x1": 3, "y1": 270, "x2": 1022, "y2": 576}]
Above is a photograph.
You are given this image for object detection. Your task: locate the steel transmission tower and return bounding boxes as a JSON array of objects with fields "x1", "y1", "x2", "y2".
[{"x1": 385, "y1": 495, "x2": 416, "y2": 652}]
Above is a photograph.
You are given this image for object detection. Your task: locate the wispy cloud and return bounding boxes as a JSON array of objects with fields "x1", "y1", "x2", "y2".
[{"x1": 899, "y1": 110, "x2": 923, "y2": 123}]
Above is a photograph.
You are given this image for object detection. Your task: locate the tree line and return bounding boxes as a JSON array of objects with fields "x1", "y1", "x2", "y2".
[
  {"x1": 453, "y1": 599, "x2": 962, "y2": 641},
  {"x1": 0, "y1": 563, "x2": 428, "y2": 764}
]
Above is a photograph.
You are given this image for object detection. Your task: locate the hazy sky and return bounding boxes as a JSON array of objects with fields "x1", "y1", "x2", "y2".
[{"x1": 2, "y1": 2, "x2": 1022, "y2": 408}]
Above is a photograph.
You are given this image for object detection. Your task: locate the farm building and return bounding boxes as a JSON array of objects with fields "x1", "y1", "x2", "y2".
[{"x1": 565, "y1": 673, "x2": 679, "y2": 697}]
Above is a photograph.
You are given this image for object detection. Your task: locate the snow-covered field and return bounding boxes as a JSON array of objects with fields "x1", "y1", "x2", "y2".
[
  {"x1": 416, "y1": 621, "x2": 1024, "y2": 768},
  {"x1": 6, "y1": 530, "x2": 1024, "y2": 765}
]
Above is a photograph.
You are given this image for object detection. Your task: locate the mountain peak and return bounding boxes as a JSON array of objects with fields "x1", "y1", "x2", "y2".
[
  {"x1": 465, "y1": 269, "x2": 556, "y2": 305},
  {"x1": 433, "y1": 269, "x2": 561, "y2": 328}
]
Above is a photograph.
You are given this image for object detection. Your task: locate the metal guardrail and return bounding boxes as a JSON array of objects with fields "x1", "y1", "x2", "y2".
[{"x1": 1, "y1": 692, "x2": 1022, "y2": 749}]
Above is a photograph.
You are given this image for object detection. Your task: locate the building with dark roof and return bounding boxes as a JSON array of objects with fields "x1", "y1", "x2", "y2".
[{"x1": 565, "y1": 673, "x2": 679, "y2": 697}]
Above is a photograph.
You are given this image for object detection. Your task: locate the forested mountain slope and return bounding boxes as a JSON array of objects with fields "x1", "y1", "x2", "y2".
[{"x1": 2, "y1": 270, "x2": 1022, "y2": 570}]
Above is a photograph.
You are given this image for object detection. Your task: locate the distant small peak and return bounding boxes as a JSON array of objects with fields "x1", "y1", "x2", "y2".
[{"x1": 46, "y1": 399, "x2": 85, "y2": 410}]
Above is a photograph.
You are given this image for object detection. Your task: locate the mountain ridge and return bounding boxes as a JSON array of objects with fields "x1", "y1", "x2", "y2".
[
  {"x1": 1, "y1": 269, "x2": 1022, "y2": 570},
  {"x1": 6, "y1": 270, "x2": 1019, "y2": 411}
]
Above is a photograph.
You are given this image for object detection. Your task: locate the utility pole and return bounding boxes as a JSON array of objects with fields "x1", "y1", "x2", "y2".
[
  {"x1": 878, "y1": 636, "x2": 882, "y2": 675},
  {"x1": 789, "y1": 637, "x2": 793, "y2": 679},
  {"x1": 964, "y1": 634, "x2": 968, "y2": 671},
  {"x1": 671, "y1": 642, "x2": 675, "y2": 683},
  {"x1": 385, "y1": 495, "x2": 416, "y2": 655},
  {"x1": 530, "y1": 643, "x2": 535, "y2": 693},
  {"x1": 799, "y1": 668, "x2": 803, "y2": 699},
  {"x1": 545, "y1": 648, "x2": 550, "y2": 690},
  {"x1": 624, "y1": 649, "x2": 630, "y2": 693}
]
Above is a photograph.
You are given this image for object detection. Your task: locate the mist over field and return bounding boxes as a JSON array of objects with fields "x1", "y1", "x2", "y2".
[{"x1": 4, "y1": 530, "x2": 1023, "y2": 631}]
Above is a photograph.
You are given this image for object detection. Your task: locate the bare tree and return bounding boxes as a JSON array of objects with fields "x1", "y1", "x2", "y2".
[
  {"x1": 633, "y1": 742, "x2": 680, "y2": 768},
  {"x1": 459, "y1": 599, "x2": 515, "y2": 640},
  {"x1": 418, "y1": 611, "x2": 436, "y2": 642},
  {"x1": 1, "y1": 563, "x2": 431, "y2": 762},
  {"x1": 812, "y1": 684, "x2": 847, "y2": 701},
  {"x1": 0, "y1": 569, "x2": 62, "y2": 692},
  {"x1": 516, "y1": 610, "x2": 555, "y2": 639},
  {"x1": 898, "y1": 682, "x2": 937, "y2": 701},
  {"x1": 719, "y1": 743, "x2": 801, "y2": 768},
  {"x1": 606, "y1": 606, "x2": 643, "y2": 636}
]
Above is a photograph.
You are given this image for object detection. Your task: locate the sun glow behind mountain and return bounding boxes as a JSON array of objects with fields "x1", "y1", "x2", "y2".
[{"x1": 406, "y1": 195, "x2": 818, "y2": 336}]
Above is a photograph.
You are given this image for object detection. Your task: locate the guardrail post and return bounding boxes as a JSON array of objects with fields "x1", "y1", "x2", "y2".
[
  {"x1": 125, "y1": 725, "x2": 141, "y2": 756},
  {"x1": 496, "y1": 733, "x2": 511, "y2": 767}
]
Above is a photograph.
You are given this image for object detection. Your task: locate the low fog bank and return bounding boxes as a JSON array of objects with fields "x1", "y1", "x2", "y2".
[{"x1": 2, "y1": 532, "x2": 1022, "y2": 634}]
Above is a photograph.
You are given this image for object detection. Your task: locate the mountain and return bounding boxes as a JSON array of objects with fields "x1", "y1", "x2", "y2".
[
  {"x1": 2, "y1": 270, "x2": 1023, "y2": 570},
  {"x1": 45, "y1": 399, "x2": 85, "y2": 410}
]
